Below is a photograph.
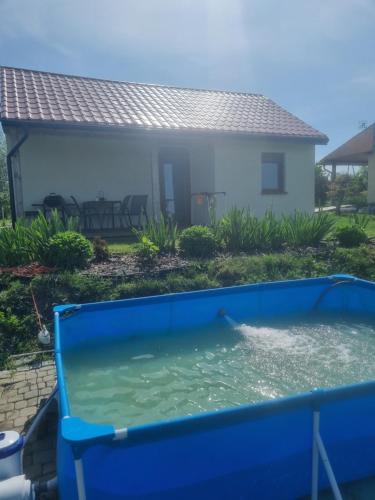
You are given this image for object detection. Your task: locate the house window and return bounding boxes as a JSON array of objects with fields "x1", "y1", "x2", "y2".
[{"x1": 261, "y1": 153, "x2": 285, "y2": 194}]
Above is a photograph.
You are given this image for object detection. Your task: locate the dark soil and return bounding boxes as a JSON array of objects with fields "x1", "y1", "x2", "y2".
[
  {"x1": 0, "y1": 263, "x2": 55, "y2": 277},
  {"x1": 82, "y1": 252, "x2": 191, "y2": 278}
]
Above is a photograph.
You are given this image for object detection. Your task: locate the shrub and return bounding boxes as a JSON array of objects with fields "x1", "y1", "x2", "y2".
[
  {"x1": 28, "y1": 210, "x2": 79, "y2": 263},
  {"x1": 31, "y1": 273, "x2": 113, "y2": 317},
  {"x1": 216, "y1": 207, "x2": 247, "y2": 253},
  {"x1": 0, "y1": 220, "x2": 33, "y2": 266},
  {"x1": 137, "y1": 236, "x2": 159, "y2": 264},
  {"x1": 331, "y1": 245, "x2": 375, "y2": 279},
  {"x1": 93, "y1": 237, "x2": 110, "y2": 262},
  {"x1": 0, "y1": 210, "x2": 79, "y2": 266},
  {"x1": 112, "y1": 278, "x2": 170, "y2": 300},
  {"x1": 111, "y1": 272, "x2": 218, "y2": 300},
  {"x1": 0, "y1": 310, "x2": 38, "y2": 368},
  {"x1": 45, "y1": 232, "x2": 93, "y2": 270},
  {"x1": 282, "y1": 211, "x2": 334, "y2": 247},
  {"x1": 179, "y1": 226, "x2": 217, "y2": 258},
  {"x1": 216, "y1": 209, "x2": 290, "y2": 252},
  {"x1": 349, "y1": 213, "x2": 371, "y2": 231},
  {"x1": 134, "y1": 215, "x2": 179, "y2": 253},
  {"x1": 0, "y1": 280, "x2": 33, "y2": 317},
  {"x1": 335, "y1": 224, "x2": 367, "y2": 247},
  {"x1": 208, "y1": 254, "x2": 329, "y2": 286},
  {"x1": 253, "y1": 211, "x2": 285, "y2": 250}
]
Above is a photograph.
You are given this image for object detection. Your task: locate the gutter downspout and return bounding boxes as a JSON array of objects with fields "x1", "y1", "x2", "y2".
[{"x1": 6, "y1": 129, "x2": 29, "y2": 226}]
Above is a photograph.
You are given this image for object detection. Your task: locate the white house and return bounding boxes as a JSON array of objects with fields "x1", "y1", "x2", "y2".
[{"x1": 0, "y1": 66, "x2": 328, "y2": 229}]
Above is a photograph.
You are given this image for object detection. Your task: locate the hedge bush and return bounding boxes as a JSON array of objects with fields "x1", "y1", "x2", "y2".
[
  {"x1": 45, "y1": 231, "x2": 93, "y2": 270},
  {"x1": 0, "y1": 210, "x2": 78, "y2": 267},
  {"x1": 179, "y1": 226, "x2": 217, "y2": 258},
  {"x1": 335, "y1": 224, "x2": 367, "y2": 247}
]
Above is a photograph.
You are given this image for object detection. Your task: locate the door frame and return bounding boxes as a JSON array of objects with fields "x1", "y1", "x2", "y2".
[{"x1": 158, "y1": 146, "x2": 191, "y2": 226}]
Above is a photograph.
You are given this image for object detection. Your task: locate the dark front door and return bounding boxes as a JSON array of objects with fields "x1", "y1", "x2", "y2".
[{"x1": 158, "y1": 147, "x2": 191, "y2": 226}]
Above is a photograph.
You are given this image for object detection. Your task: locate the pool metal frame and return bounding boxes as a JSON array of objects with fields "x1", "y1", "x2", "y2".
[{"x1": 54, "y1": 274, "x2": 375, "y2": 500}]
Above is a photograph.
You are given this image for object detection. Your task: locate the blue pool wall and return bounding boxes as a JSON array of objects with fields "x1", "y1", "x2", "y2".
[
  {"x1": 57, "y1": 275, "x2": 375, "y2": 352},
  {"x1": 55, "y1": 275, "x2": 375, "y2": 499}
]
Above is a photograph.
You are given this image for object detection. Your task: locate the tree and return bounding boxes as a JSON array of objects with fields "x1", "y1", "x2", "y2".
[
  {"x1": 315, "y1": 165, "x2": 330, "y2": 207},
  {"x1": 329, "y1": 171, "x2": 368, "y2": 214}
]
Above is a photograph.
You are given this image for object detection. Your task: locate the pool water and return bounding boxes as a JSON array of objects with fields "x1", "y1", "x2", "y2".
[{"x1": 64, "y1": 313, "x2": 375, "y2": 428}]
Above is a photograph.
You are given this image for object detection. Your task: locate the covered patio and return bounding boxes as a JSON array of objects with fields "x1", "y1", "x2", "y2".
[
  {"x1": 10, "y1": 126, "x2": 218, "y2": 234},
  {"x1": 320, "y1": 123, "x2": 375, "y2": 204}
]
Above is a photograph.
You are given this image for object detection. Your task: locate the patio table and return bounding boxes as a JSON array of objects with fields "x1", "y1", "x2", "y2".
[
  {"x1": 82, "y1": 200, "x2": 121, "y2": 230},
  {"x1": 32, "y1": 203, "x2": 75, "y2": 220}
]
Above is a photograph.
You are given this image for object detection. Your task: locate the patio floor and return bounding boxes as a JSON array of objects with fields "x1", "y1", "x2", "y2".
[{"x1": 0, "y1": 362, "x2": 58, "y2": 497}]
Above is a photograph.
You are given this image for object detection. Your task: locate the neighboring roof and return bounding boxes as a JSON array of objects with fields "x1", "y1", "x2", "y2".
[
  {"x1": 0, "y1": 66, "x2": 328, "y2": 143},
  {"x1": 320, "y1": 123, "x2": 375, "y2": 165}
]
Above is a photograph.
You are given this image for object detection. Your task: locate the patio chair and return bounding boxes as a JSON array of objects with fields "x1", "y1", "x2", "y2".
[
  {"x1": 68, "y1": 196, "x2": 84, "y2": 230},
  {"x1": 119, "y1": 195, "x2": 148, "y2": 229}
]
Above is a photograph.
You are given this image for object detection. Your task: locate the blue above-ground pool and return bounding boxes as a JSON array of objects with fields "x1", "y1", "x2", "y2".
[{"x1": 54, "y1": 275, "x2": 375, "y2": 499}]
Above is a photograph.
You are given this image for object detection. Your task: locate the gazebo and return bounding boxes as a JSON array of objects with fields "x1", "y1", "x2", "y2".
[{"x1": 320, "y1": 123, "x2": 375, "y2": 204}]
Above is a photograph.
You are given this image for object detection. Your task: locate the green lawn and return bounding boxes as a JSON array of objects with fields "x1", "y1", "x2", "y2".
[
  {"x1": 107, "y1": 239, "x2": 139, "y2": 254},
  {"x1": 331, "y1": 214, "x2": 375, "y2": 238}
]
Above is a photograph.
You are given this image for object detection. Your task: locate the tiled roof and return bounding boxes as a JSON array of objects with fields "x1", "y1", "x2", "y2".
[
  {"x1": 320, "y1": 123, "x2": 375, "y2": 165},
  {"x1": 0, "y1": 66, "x2": 328, "y2": 143}
]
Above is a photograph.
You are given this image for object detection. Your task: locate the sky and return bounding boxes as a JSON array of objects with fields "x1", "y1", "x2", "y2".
[{"x1": 1, "y1": 0, "x2": 375, "y2": 162}]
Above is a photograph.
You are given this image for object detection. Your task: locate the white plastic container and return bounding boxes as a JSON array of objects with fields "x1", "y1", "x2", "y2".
[
  {"x1": 0, "y1": 475, "x2": 34, "y2": 500},
  {"x1": 0, "y1": 431, "x2": 24, "y2": 481}
]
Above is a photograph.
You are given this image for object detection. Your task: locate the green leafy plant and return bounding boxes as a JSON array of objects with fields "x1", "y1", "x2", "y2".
[
  {"x1": 217, "y1": 208, "x2": 285, "y2": 252},
  {"x1": 216, "y1": 207, "x2": 249, "y2": 253},
  {"x1": 28, "y1": 210, "x2": 79, "y2": 262},
  {"x1": 331, "y1": 245, "x2": 375, "y2": 279},
  {"x1": 45, "y1": 231, "x2": 93, "y2": 270},
  {"x1": 0, "y1": 210, "x2": 79, "y2": 266},
  {"x1": 93, "y1": 237, "x2": 110, "y2": 262},
  {"x1": 0, "y1": 219, "x2": 34, "y2": 266},
  {"x1": 0, "y1": 310, "x2": 38, "y2": 368},
  {"x1": 349, "y1": 213, "x2": 371, "y2": 231},
  {"x1": 252, "y1": 211, "x2": 285, "y2": 250},
  {"x1": 137, "y1": 236, "x2": 160, "y2": 264},
  {"x1": 335, "y1": 224, "x2": 367, "y2": 247},
  {"x1": 134, "y1": 215, "x2": 179, "y2": 253},
  {"x1": 282, "y1": 211, "x2": 334, "y2": 247},
  {"x1": 179, "y1": 225, "x2": 218, "y2": 258}
]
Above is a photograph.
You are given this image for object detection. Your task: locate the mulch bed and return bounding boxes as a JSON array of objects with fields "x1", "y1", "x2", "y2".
[
  {"x1": 0, "y1": 263, "x2": 55, "y2": 277},
  {"x1": 0, "y1": 254, "x2": 190, "y2": 280},
  {"x1": 82, "y1": 252, "x2": 191, "y2": 278}
]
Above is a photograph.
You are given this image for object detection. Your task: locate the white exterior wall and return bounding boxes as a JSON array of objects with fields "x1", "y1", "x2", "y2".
[
  {"x1": 213, "y1": 137, "x2": 315, "y2": 218},
  {"x1": 6, "y1": 126, "x2": 316, "y2": 225},
  {"x1": 20, "y1": 131, "x2": 155, "y2": 215},
  {"x1": 368, "y1": 153, "x2": 375, "y2": 204}
]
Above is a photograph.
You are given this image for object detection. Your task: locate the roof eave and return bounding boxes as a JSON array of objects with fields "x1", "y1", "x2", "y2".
[
  {"x1": 320, "y1": 153, "x2": 371, "y2": 165},
  {"x1": 0, "y1": 118, "x2": 328, "y2": 145}
]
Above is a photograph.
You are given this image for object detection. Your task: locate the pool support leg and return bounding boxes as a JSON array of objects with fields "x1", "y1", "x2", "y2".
[
  {"x1": 74, "y1": 455, "x2": 86, "y2": 500},
  {"x1": 311, "y1": 409, "x2": 343, "y2": 500},
  {"x1": 311, "y1": 411, "x2": 319, "y2": 500}
]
